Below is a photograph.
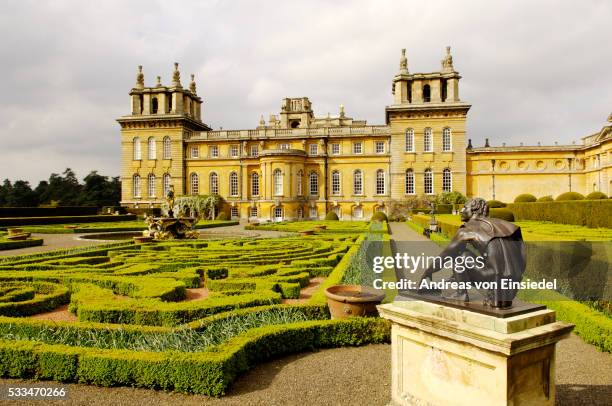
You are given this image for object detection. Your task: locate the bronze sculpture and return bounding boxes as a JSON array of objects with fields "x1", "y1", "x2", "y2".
[{"x1": 418, "y1": 198, "x2": 526, "y2": 309}]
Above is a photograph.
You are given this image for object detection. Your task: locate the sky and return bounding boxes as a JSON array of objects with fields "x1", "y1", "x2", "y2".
[{"x1": 0, "y1": 0, "x2": 610, "y2": 184}]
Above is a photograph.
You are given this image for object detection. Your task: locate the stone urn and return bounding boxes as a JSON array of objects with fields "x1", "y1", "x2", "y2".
[
  {"x1": 324, "y1": 285, "x2": 385, "y2": 319},
  {"x1": 133, "y1": 236, "x2": 154, "y2": 244}
]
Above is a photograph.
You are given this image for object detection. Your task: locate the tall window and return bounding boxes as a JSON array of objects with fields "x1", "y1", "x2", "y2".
[
  {"x1": 309, "y1": 144, "x2": 318, "y2": 155},
  {"x1": 309, "y1": 171, "x2": 318, "y2": 195},
  {"x1": 353, "y1": 142, "x2": 363, "y2": 154},
  {"x1": 353, "y1": 170, "x2": 363, "y2": 195},
  {"x1": 151, "y1": 97, "x2": 158, "y2": 114},
  {"x1": 423, "y1": 84, "x2": 431, "y2": 102},
  {"x1": 424, "y1": 128, "x2": 433, "y2": 152},
  {"x1": 209, "y1": 172, "x2": 218, "y2": 194},
  {"x1": 190, "y1": 173, "x2": 199, "y2": 195},
  {"x1": 405, "y1": 129, "x2": 414, "y2": 152},
  {"x1": 250, "y1": 207, "x2": 258, "y2": 218},
  {"x1": 405, "y1": 169, "x2": 415, "y2": 194},
  {"x1": 274, "y1": 206, "x2": 283, "y2": 220},
  {"x1": 442, "y1": 128, "x2": 452, "y2": 152},
  {"x1": 133, "y1": 137, "x2": 141, "y2": 160},
  {"x1": 331, "y1": 143, "x2": 340, "y2": 155},
  {"x1": 163, "y1": 173, "x2": 171, "y2": 196},
  {"x1": 309, "y1": 207, "x2": 318, "y2": 219},
  {"x1": 331, "y1": 170, "x2": 341, "y2": 195},
  {"x1": 375, "y1": 141, "x2": 385, "y2": 154},
  {"x1": 376, "y1": 169, "x2": 386, "y2": 195},
  {"x1": 229, "y1": 172, "x2": 239, "y2": 196},
  {"x1": 251, "y1": 173, "x2": 260, "y2": 196},
  {"x1": 133, "y1": 174, "x2": 141, "y2": 197},
  {"x1": 251, "y1": 145, "x2": 259, "y2": 157},
  {"x1": 296, "y1": 170, "x2": 303, "y2": 196},
  {"x1": 273, "y1": 169, "x2": 283, "y2": 196},
  {"x1": 424, "y1": 168, "x2": 433, "y2": 195},
  {"x1": 230, "y1": 207, "x2": 239, "y2": 219},
  {"x1": 148, "y1": 174, "x2": 156, "y2": 197},
  {"x1": 190, "y1": 146, "x2": 199, "y2": 158},
  {"x1": 230, "y1": 145, "x2": 239, "y2": 157},
  {"x1": 148, "y1": 137, "x2": 156, "y2": 160},
  {"x1": 210, "y1": 145, "x2": 219, "y2": 158},
  {"x1": 163, "y1": 137, "x2": 171, "y2": 159},
  {"x1": 442, "y1": 168, "x2": 452, "y2": 192},
  {"x1": 353, "y1": 206, "x2": 363, "y2": 219}
]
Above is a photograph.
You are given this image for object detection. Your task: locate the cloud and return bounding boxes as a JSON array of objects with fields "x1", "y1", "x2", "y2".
[{"x1": 0, "y1": 0, "x2": 610, "y2": 183}]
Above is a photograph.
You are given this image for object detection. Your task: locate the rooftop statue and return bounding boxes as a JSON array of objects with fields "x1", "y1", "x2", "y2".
[{"x1": 418, "y1": 198, "x2": 526, "y2": 308}]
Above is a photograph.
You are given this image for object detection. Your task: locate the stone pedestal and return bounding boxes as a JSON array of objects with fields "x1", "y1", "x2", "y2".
[{"x1": 378, "y1": 300, "x2": 574, "y2": 406}]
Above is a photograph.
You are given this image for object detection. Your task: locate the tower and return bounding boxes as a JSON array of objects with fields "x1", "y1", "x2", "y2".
[
  {"x1": 386, "y1": 47, "x2": 471, "y2": 199},
  {"x1": 117, "y1": 63, "x2": 211, "y2": 208}
]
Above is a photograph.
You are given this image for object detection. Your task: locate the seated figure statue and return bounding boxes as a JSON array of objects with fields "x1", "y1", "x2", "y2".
[{"x1": 419, "y1": 198, "x2": 526, "y2": 308}]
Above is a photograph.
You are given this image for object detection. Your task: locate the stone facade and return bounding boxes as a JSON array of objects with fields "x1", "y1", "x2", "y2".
[{"x1": 117, "y1": 51, "x2": 612, "y2": 221}]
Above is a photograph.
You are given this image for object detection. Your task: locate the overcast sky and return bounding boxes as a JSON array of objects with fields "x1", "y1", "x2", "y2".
[{"x1": 1, "y1": 0, "x2": 610, "y2": 184}]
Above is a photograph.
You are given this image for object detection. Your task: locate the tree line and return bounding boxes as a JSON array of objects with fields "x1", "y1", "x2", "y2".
[{"x1": 0, "y1": 169, "x2": 120, "y2": 207}]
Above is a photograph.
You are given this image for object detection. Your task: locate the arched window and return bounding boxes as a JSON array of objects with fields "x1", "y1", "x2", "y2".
[
  {"x1": 163, "y1": 137, "x2": 171, "y2": 159},
  {"x1": 424, "y1": 128, "x2": 433, "y2": 152},
  {"x1": 209, "y1": 172, "x2": 218, "y2": 194},
  {"x1": 442, "y1": 128, "x2": 452, "y2": 152},
  {"x1": 133, "y1": 137, "x2": 141, "y2": 160},
  {"x1": 151, "y1": 97, "x2": 158, "y2": 114},
  {"x1": 309, "y1": 171, "x2": 318, "y2": 195},
  {"x1": 331, "y1": 170, "x2": 341, "y2": 195},
  {"x1": 163, "y1": 173, "x2": 171, "y2": 196},
  {"x1": 424, "y1": 168, "x2": 433, "y2": 195},
  {"x1": 376, "y1": 170, "x2": 386, "y2": 195},
  {"x1": 442, "y1": 168, "x2": 452, "y2": 192},
  {"x1": 405, "y1": 129, "x2": 414, "y2": 152},
  {"x1": 353, "y1": 206, "x2": 363, "y2": 219},
  {"x1": 405, "y1": 169, "x2": 415, "y2": 194},
  {"x1": 190, "y1": 173, "x2": 199, "y2": 195},
  {"x1": 148, "y1": 174, "x2": 156, "y2": 197},
  {"x1": 273, "y1": 169, "x2": 283, "y2": 196},
  {"x1": 251, "y1": 173, "x2": 260, "y2": 196},
  {"x1": 148, "y1": 137, "x2": 156, "y2": 160},
  {"x1": 229, "y1": 172, "x2": 239, "y2": 196},
  {"x1": 353, "y1": 170, "x2": 363, "y2": 195},
  {"x1": 423, "y1": 84, "x2": 431, "y2": 102},
  {"x1": 296, "y1": 170, "x2": 303, "y2": 196}
]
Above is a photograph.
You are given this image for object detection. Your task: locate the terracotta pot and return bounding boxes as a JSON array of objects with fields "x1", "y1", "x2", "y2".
[
  {"x1": 133, "y1": 236, "x2": 154, "y2": 244},
  {"x1": 324, "y1": 285, "x2": 385, "y2": 319},
  {"x1": 7, "y1": 228, "x2": 23, "y2": 236},
  {"x1": 300, "y1": 230, "x2": 314, "y2": 236}
]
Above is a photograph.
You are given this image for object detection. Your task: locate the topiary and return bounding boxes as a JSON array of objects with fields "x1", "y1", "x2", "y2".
[
  {"x1": 371, "y1": 211, "x2": 388, "y2": 222},
  {"x1": 489, "y1": 208, "x2": 514, "y2": 222},
  {"x1": 556, "y1": 192, "x2": 585, "y2": 201},
  {"x1": 215, "y1": 212, "x2": 230, "y2": 221},
  {"x1": 325, "y1": 211, "x2": 339, "y2": 221},
  {"x1": 514, "y1": 194, "x2": 537, "y2": 203},
  {"x1": 586, "y1": 191, "x2": 607, "y2": 200},
  {"x1": 537, "y1": 195, "x2": 554, "y2": 202},
  {"x1": 486, "y1": 200, "x2": 507, "y2": 208}
]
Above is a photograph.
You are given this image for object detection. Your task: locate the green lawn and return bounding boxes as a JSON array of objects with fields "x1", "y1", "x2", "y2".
[{"x1": 246, "y1": 220, "x2": 373, "y2": 234}]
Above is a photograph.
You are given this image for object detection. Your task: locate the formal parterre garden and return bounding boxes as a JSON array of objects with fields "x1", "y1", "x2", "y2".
[
  {"x1": 0, "y1": 221, "x2": 390, "y2": 396},
  {"x1": 12, "y1": 220, "x2": 238, "y2": 234}
]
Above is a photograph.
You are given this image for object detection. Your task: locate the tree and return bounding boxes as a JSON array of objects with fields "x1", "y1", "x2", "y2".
[
  {"x1": 78, "y1": 171, "x2": 121, "y2": 206},
  {"x1": 5, "y1": 180, "x2": 38, "y2": 206}
]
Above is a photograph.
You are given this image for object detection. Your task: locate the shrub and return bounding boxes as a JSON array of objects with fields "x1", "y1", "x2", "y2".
[
  {"x1": 506, "y1": 200, "x2": 612, "y2": 228},
  {"x1": 435, "y1": 191, "x2": 467, "y2": 205},
  {"x1": 537, "y1": 195, "x2": 554, "y2": 202},
  {"x1": 489, "y1": 208, "x2": 514, "y2": 222},
  {"x1": 370, "y1": 212, "x2": 388, "y2": 222},
  {"x1": 556, "y1": 192, "x2": 585, "y2": 201},
  {"x1": 215, "y1": 212, "x2": 229, "y2": 221},
  {"x1": 586, "y1": 191, "x2": 607, "y2": 200},
  {"x1": 0, "y1": 207, "x2": 98, "y2": 217},
  {"x1": 486, "y1": 200, "x2": 507, "y2": 208},
  {"x1": 0, "y1": 215, "x2": 136, "y2": 227},
  {"x1": 324, "y1": 211, "x2": 339, "y2": 221},
  {"x1": 514, "y1": 194, "x2": 537, "y2": 203}
]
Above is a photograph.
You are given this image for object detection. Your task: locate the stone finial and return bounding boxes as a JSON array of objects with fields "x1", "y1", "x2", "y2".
[
  {"x1": 467, "y1": 139, "x2": 473, "y2": 149},
  {"x1": 520, "y1": 142, "x2": 524, "y2": 146},
  {"x1": 441, "y1": 46, "x2": 454, "y2": 72},
  {"x1": 189, "y1": 74, "x2": 197, "y2": 94},
  {"x1": 259, "y1": 115, "x2": 265, "y2": 126},
  {"x1": 156, "y1": 76, "x2": 162, "y2": 86},
  {"x1": 339, "y1": 104, "x2": 345, "y2": 118},
  {"x1": 484, "y1": 138, "x2": 490, "y2": 147},
  {"x1": 136, "y1": 65, "x2": 144, "y2": 88},
  {"x1": 172, "y1": 62, "x2": 182, "y2": 87},
  {"x1": 537, "y1": 141, "x2": 541, "y2": 146},
  {"x1": 399, "y1": 49, "x2": 409, "y2": 73}
]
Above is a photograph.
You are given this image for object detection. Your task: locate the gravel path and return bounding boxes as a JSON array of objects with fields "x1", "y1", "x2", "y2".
[
  {"x1": 0, "y1": 334, "x2": 609, "y2": 405},
  {"x1": 0, "y1": 233, "x2": 104, "y2": 257}
]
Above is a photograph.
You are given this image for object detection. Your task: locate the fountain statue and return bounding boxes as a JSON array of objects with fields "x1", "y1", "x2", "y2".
[{"x1": 142, "y1": 185, "x2": 198, "y2": 240}]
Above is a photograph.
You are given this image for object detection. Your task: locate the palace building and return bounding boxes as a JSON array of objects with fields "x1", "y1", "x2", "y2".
[{"x1": 117, "y1": 50, "x2": 611, "y2": 221}]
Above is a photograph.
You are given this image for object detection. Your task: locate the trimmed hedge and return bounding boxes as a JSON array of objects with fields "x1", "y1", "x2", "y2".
[
  {"x1": 325, "y1": 211, "x2": 339, "y2": 221},
  {"x1": 486, "y1": 200, "x2": 507, "y2": 208},
  {"x1": 514, "y1": 194, "x2": 537, "y2": 203},
  {"x1": 537, "y1": 195, "x2": 554, "y2": 202},
  {"x1": 0, "y1": 282, "x2": 70, "y2": 317},
  {"x1": 489, "y1": 208, "x2": 514, "y2": 222},
  {"x1": 586, "y1": 191, "x2": 608, "y2": 200},
  {"x1": 556, "y1": 192, "x2": 585, "y2": 201},
  {"x1": 0, "y1": 215, "x2": 136, "y2": 227},
  {"x1": 507, "y1": 200, "x2": 612, "y2": 228},
  {"x1": 0, "y1": 238, "x2": 43, "y2": 251},
  {"x1": 0, "y1": 317, "x2": 390, "y2": 396},
  {"x1": 371, "y1": 212, "x2": 388, "y2": 222},
  {"x1": 0, "y1": 207, "x2": 98, "y2": 217}
]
